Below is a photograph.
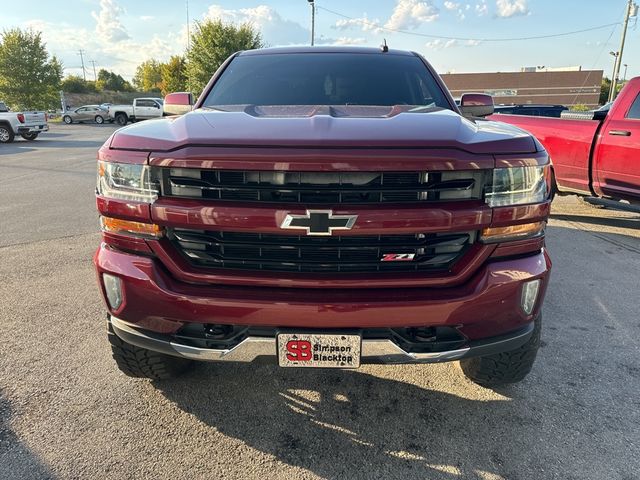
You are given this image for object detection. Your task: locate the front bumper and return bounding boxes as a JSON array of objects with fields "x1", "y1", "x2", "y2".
[
  {"x1": 94, "y1": 243, "x2": 551, "y2": 342},
  {"x1": 109, "y1": 315, "x2": 536, "y2": 365},
  {"x1": 17, "y1": 124, "x2": 48, "y2": 134}
]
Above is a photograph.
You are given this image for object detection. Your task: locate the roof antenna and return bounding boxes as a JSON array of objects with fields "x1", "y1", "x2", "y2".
[{"x1": 380, "y1": 39, "x2": 389, "y2": 53}]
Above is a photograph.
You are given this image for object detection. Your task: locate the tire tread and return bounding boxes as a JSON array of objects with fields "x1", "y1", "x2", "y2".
[
  {"x1": 107, "y1": 324, "x2": 192, "y2": 379},
  {"x1": 460, "y1": 317, "x2": 541, "y2": 386}
]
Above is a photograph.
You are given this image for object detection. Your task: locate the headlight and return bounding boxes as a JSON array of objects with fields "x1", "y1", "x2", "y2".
[
  {"x1": 97, "y1": 161, "x2": 159, "y2": 202},
  {"x1": 485, "y1": 166, "x2": 549, "y2": 207}
]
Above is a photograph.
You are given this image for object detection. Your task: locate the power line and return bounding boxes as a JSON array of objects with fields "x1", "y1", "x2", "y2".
[{"x1": 317, "y1": 5, "x2": 621, "y2": 42}]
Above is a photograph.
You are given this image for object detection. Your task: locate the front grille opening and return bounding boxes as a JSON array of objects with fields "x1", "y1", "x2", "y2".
[
  {"x1": 169, "y1": 229, "x2": 475, "y2": 274},
  {"x1": 161, "y1": 169, "x2": 486, "y2": 204}
]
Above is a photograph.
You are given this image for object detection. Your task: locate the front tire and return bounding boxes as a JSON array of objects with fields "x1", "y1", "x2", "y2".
[
  {"x1": 95, "y1": 115, "x2": 104, "y2": 124},
  {"x1": 115, "y1": 113, "x2": 128, "y2": 126},
  {"x1": 20, "y1": 132, "x2": 39, "y2": 141},
  {"x1": 460, "y1": 316, "x2": 541, "y2": 387},
  {"x1": 0, "y1": 124, "x2": 14, "y2": 143},
  {"x1": 107, "y1": 323, "x2": 192, "y2": 379},
  {"x1": 63, "y1": 115, "x2": 72, "y2": 124}
]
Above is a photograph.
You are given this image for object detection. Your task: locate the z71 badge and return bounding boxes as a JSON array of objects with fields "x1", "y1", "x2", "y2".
[{"x1": 381, "y1": 253, "x2": 416, "y2": 262}]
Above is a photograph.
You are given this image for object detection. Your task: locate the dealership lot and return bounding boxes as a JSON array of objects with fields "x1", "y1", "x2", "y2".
[{"x1": 1, "y1": 125, "x2": 639, "y2": 479}]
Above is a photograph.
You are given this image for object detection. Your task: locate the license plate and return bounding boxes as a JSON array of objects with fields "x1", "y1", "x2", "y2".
[{"x1": 277, "y1": 333, "x2": 361, "y2": 368}]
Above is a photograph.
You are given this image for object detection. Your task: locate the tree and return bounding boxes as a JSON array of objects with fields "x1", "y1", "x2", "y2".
[
  {"x1": 62, "y1": 75, "x2": 98, "y2": 93},
  {"x1": 133, "y1": 59, "x2": 162, "y2": 92},
  {"x1": 96, "y1": 68, "x2": 133, "y2": 92},
  {"x1": 186, "y1": 19, "x2": 263, "y2": 96},
  {"x1": 160, "y1": 55, "x2": 187, "y2": 95},
  {"x1": 600, "y1": 77, "x2": 624, "y2": 105},
  {"x1": 0, "y1": 28, "x2": 62, "y2": 109}
]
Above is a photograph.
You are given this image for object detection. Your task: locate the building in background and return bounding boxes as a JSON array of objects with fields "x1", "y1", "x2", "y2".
[{"x1": 441, "y1": 68, "x2": 603, "y2": 108}]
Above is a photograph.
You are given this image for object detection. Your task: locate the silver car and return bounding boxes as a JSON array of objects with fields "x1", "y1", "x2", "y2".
[{"x1": 62, "y1": 105, "x2": 109, "y2": 124}]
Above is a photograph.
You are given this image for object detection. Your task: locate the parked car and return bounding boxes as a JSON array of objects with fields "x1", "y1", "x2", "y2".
[
  {"x1": 0, "y1": 102, "x2": 48, "y2": 143},
  {"x1": 107, "y1": 98, "x2": 163, "y2": 126},
  {"x1": 95, "y1": 47, "x2": 552, "y2": 386},
  {"x1": 493, "y1": 76, "x2": 640, "y2": 205},
  {"x1": 494, "y1": 104, "x2": 569, "y2": 118},
  {"x1": 62, "y1": 105, "x2": 109, "y2": 124}
]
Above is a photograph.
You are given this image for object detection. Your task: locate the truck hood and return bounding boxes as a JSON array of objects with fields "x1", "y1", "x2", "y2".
[{"x1": 109, "y1": 105, "x2": 537, "y2": 155}]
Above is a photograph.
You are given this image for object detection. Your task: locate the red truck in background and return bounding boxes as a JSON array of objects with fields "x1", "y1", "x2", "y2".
[
  {"x1": 492, "y1": 77, "x2": 640, "y2": 205},
  {"x1": 94, "y1": 47, "x2": 552, "y2": 386}
]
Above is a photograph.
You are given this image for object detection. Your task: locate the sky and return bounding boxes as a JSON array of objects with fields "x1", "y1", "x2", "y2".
[{"x1": 1, "y1": 0, "x2": 638, "y2": 81}]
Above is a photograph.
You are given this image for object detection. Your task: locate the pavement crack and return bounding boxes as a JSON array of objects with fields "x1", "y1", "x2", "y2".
[{"x1": 0, "y1": 231, "x2": 99, "y2": 250}]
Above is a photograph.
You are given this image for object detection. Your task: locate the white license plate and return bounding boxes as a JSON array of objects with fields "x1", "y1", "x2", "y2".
[{"x1": 277, "y1": 333, "x2": 361, "y2": 368}]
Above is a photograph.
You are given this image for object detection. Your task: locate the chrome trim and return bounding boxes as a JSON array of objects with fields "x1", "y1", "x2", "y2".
[{"x1": 110, "y1": 316, "x2": 532, "y2": 365}]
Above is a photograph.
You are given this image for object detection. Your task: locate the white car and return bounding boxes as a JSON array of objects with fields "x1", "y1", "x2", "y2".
[
  {"x1": 0, "y1": 102, "x2": 48, "y2": 143},
  {"x1": 108, "y1": 98, "x2": 164, "y2": 126}
]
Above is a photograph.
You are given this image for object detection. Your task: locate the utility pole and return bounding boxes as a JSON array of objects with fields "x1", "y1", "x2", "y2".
[
  {"x1": 308, "y1": 0, "x2": 315, "y2": 46},
  {"x1": 186, "y1": 0, "x2": 190, "y2": 51},
  {"x1": 609, "y1": 0, "x2": 637, "y2": 102},
  {"x1": 77, "y1": 49, "x2": 87, "y2": 82},
  {"x1": 90, "y1": 60, "x2": 97, "y2": 82}
]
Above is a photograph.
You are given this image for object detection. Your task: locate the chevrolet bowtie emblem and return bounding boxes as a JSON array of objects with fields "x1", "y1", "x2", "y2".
[{"x1": 280, "y1": 210, "x2": 358, "y2": 236}]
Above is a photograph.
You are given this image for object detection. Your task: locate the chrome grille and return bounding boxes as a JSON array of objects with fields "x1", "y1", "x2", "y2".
[{"x1": 169, "y1": 229, "x2": 475, "y2": 273}]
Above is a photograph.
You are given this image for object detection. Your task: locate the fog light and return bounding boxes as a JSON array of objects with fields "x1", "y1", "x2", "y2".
[
  {"x1": 103, "y1": 274, "x2": 123, "y2": 310},
  {"x1": 521, "y1": 279, "x2": 541, "y2": 315}
]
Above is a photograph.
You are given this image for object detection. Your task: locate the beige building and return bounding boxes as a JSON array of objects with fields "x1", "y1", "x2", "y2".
[{"x1": 441, "y1": 70, "x2": 604, "y2": 108}]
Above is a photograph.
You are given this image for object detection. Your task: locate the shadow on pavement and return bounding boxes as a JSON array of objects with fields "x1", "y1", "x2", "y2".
[
  {"x1": 155, "y1": 365, "x2": 540, "y2": 479},
  {"x1": 0, "y1": 139, "x2": 106, "y2": 155},
  {"x1": 0, "y1": 394, "x2": 53, "y2": 479}
]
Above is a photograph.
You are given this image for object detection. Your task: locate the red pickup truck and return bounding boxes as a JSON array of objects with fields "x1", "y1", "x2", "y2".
[
  {"x1": 492, "y1": 77, "x2": 640, "y2": 204},
  {"x1": 94, "y1": 47, "x2": 552, "y2": 386}
]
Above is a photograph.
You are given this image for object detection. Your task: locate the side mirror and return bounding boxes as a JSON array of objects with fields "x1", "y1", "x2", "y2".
[
  {"x1": 459, "y1": 93, "x2": 494, "y2": 118},
  {"x1": 163, "y1": 92, "x2": 194, "y2": 116}
]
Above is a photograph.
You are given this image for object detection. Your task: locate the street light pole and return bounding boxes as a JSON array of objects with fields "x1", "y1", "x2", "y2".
[
  {"x1": 623, "y1": 64, "x2": 628, "y2": 82},
  {"x1": 609, "y1": 51, "x2": 619, "y2": 103},
  {"x1": 308, "y1": 0, "x2": 315, "y2": 46},
  {"x1": 610, "y1": 0, "x2": 637, "y2": 102}
]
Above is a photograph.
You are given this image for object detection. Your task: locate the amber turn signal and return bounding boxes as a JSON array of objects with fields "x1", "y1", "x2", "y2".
[
  {"x1": 100, "y1": 216, "x2": 164, "y2": 239},
  {"x1": 481, "y1": 221, "x2": 545, "y2": 243}
]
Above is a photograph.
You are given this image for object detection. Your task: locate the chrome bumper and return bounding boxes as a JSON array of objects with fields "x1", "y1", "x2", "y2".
[{"x1": 110, "y1": 316, "x2": 534, "y2": 365}]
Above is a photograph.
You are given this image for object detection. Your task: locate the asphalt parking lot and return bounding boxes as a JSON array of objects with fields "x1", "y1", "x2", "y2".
[{"x1": 1, "y1": 124, "x2": 639, "y2": 480}]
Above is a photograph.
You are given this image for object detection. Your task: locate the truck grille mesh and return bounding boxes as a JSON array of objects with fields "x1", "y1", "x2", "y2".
[
  {"x1": 160, "y1": 169, "x2": 485, "y2": 204},
  {"x1": 169, "y1": 229, "x2": 475, "y2": 273}
]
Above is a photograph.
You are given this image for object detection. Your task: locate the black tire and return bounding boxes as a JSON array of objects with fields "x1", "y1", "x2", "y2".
[
  {"x1": 115, "y1": 113, "x2": 128, "y2": 126},
  {"x1": 63, "y1": 115, "x2": 72, "y2": 124},
  {"x1": 0, "y1": 124, "x2": 14, "y2": 143},
  {"x1": 107, "y1": 323, "x2": 192, "y2": 379},
  {"x1": 460, "y1": 316, "x2": 541, "y2": 387},
  {"x1": 95, "y1": 115, "x2": 104, "y2": 124},
  {"x1": 20, "y1": 132, "x2": 39, "y2": 141}
]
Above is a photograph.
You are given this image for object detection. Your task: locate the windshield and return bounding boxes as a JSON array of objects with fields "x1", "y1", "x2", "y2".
[{"x1": 202, "y1": 52, "x2": 452, "y2": 110}]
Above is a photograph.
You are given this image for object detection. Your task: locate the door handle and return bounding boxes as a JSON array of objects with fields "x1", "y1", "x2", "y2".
[{"x1": 608, "y1": 130, "x2": 631, "y2": 136}]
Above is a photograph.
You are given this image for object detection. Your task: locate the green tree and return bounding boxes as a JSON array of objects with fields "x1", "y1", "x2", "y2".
[
  {"x1": 0, "y1": 28, "x2": 62, "y2": 109},
  {"x1": 133, "y1": 59, "x2": 162, "y2": 92},
  {"x1": 160, "y1": 55, "x2": 187, "y2": 95},
  {"x1": 186, "y1": 19, "x2": 263, "y2": 96},
  {"x1": 62, "y1": 74, "x2": 89, "y2": 93},
  {"x1": 96, "y1": 68, "x2": 133, "y2": 92},
  {"x1": 600, "y1": 77, "x2": 624, "y2": 105}
]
